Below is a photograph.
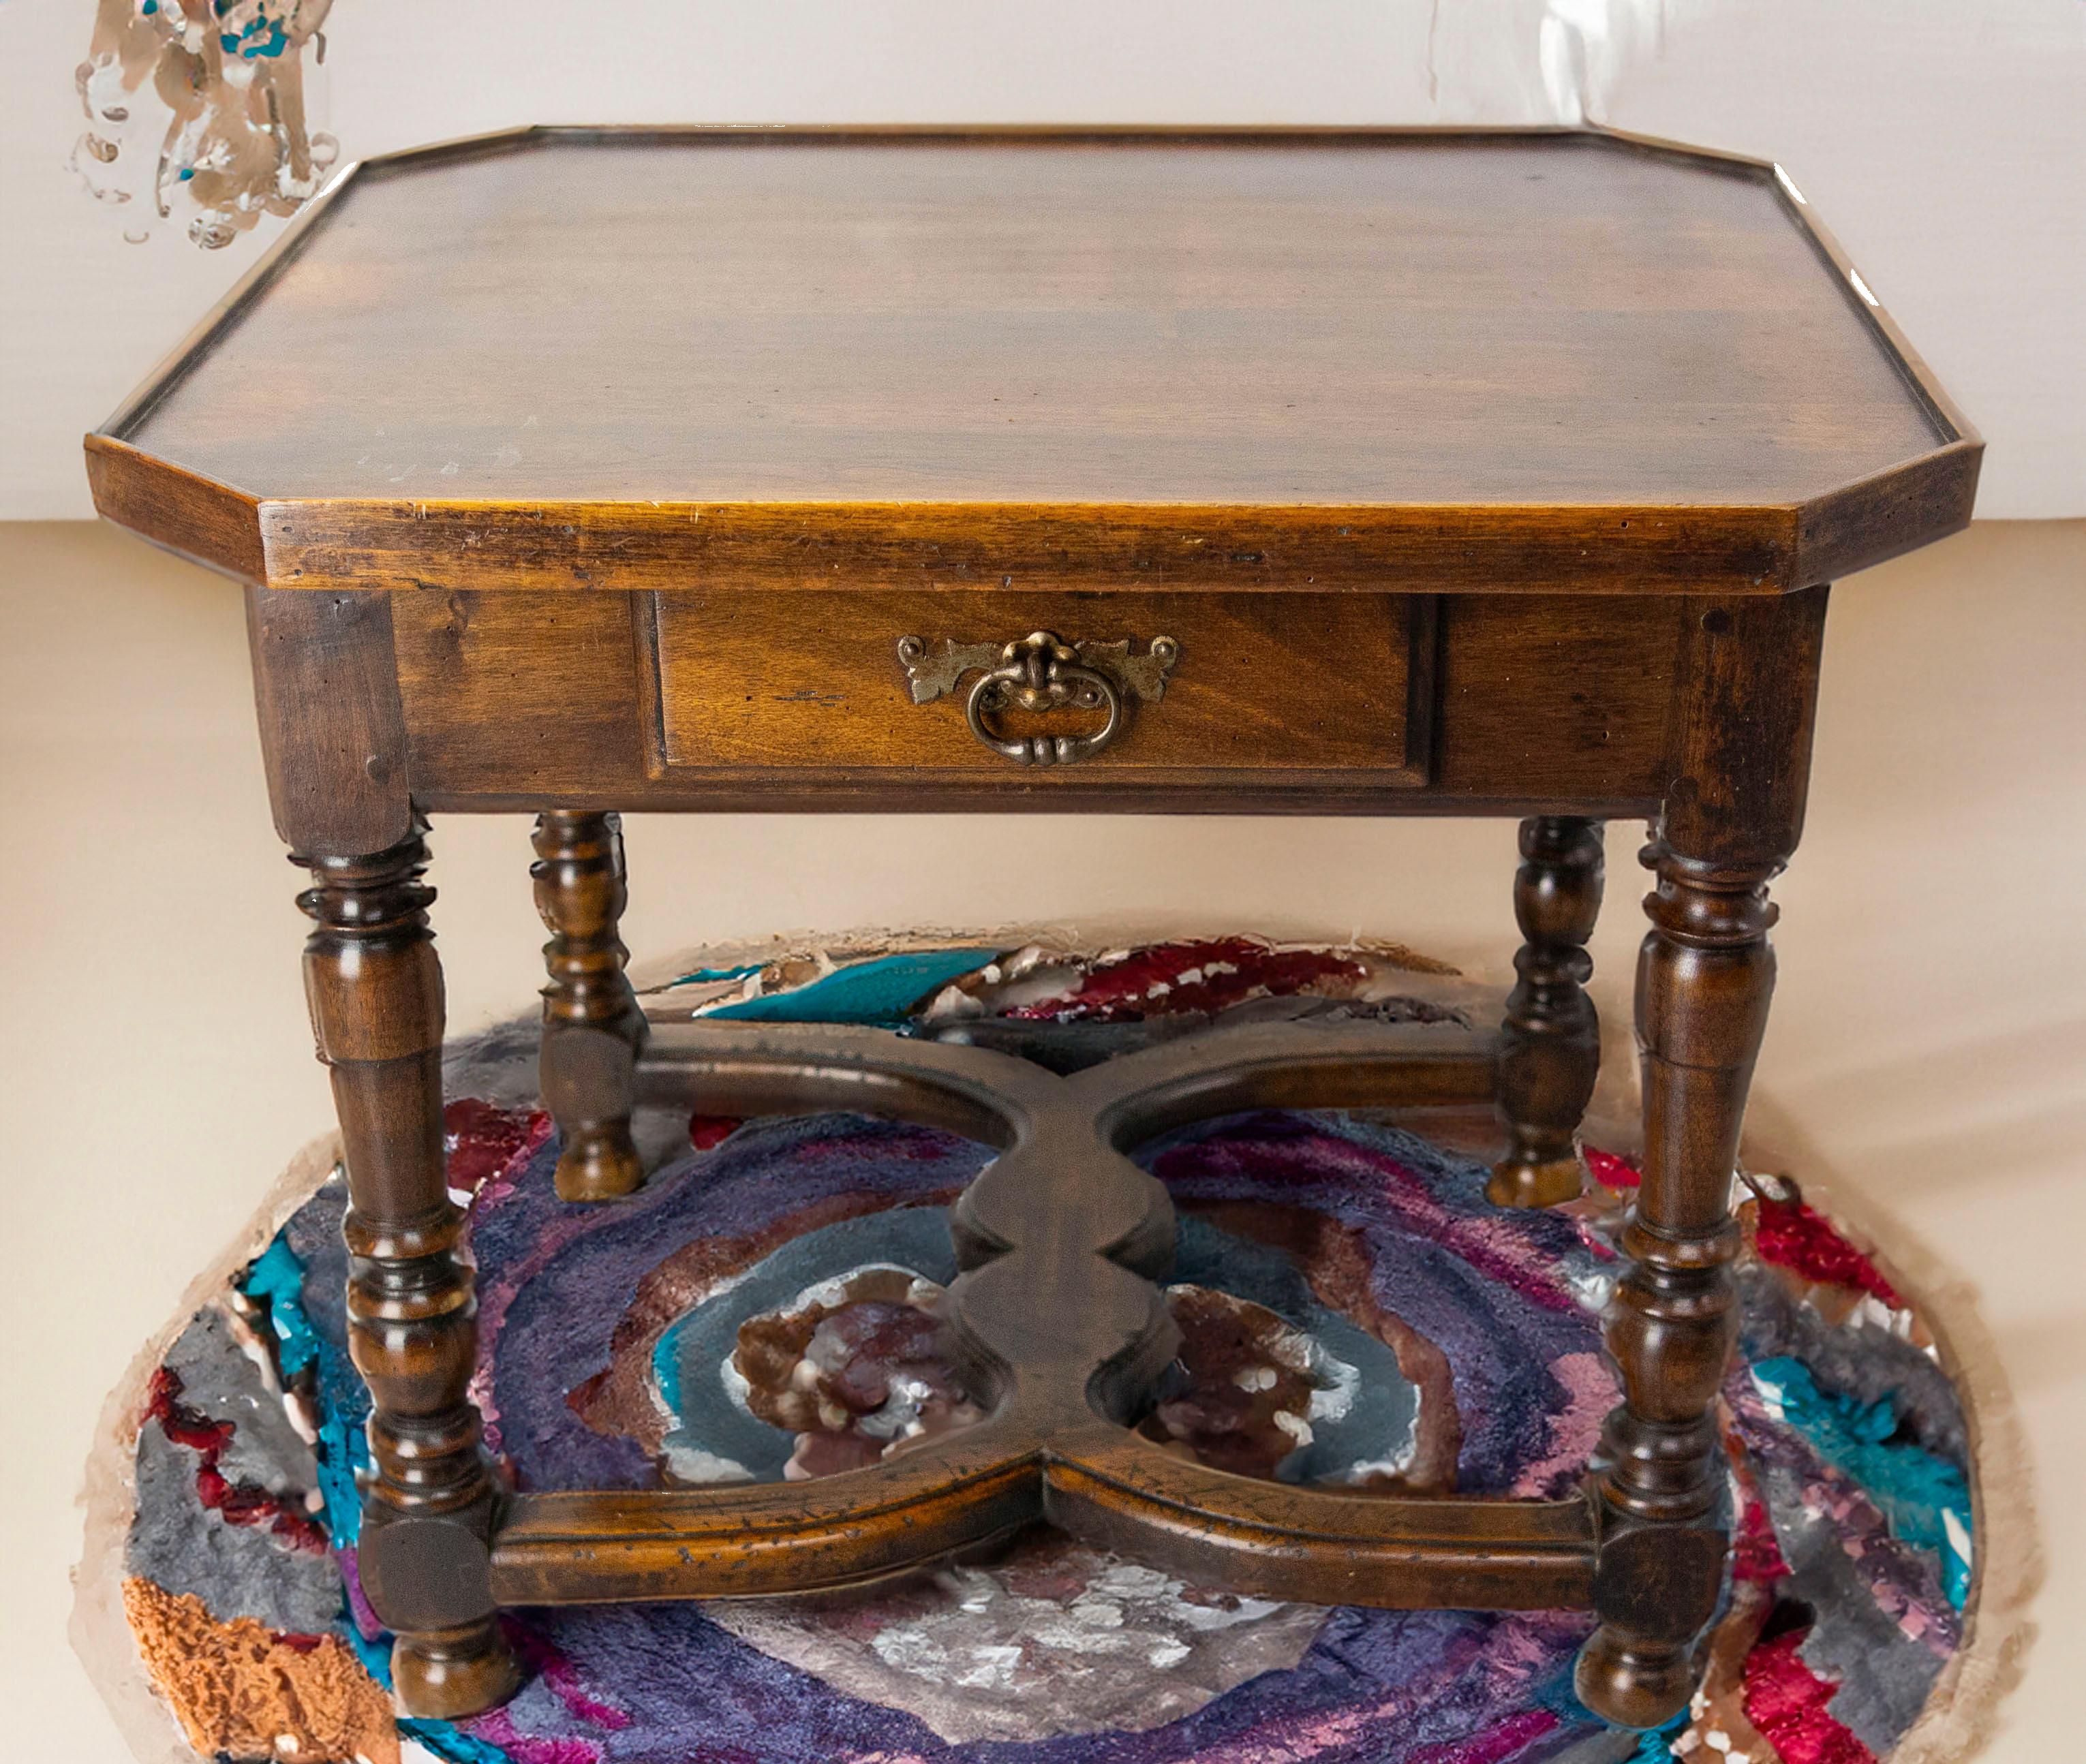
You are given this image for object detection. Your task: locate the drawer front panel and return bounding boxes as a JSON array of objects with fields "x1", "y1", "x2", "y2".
[{"x1": 646, "y1": 592, "x2": 1431, "y2": 784}]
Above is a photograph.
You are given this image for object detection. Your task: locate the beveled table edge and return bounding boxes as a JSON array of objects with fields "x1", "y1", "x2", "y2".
[{"x1": 85, "y1": 123, "x2": 1982, "y2": 598}]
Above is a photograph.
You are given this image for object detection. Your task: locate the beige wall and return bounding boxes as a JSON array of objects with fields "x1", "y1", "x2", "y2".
[{"x1": 2, "y1": 516, "x2": 2081, "y2": 1757}]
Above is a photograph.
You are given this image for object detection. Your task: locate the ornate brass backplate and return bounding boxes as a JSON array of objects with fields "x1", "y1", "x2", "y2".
[{"x1": 897, "y1": 630, "x2": 1180, "y2": 766}]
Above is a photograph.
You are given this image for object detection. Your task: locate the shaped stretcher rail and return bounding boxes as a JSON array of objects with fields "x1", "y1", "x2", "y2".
[{"x1": 489, "y1": 1020, "x2": 1597, "y2": 1613}]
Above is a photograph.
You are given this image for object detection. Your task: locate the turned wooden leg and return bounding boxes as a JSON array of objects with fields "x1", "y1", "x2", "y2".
[
  {"x1": 1576, "y1": 589, "x2": 1826, "y2": 1729},
  {"x1": 532, "y1": 810, "x2": 648, "y2": 1201},
  {"x1": 1490, "y1": 816, "x2": 1605, "y2": 1207},
  {"x1": 296, "y1": 825, "x2": 519, "y2": 1718},
  {"x1": 1576, "y1": 839, "x2": 1775, "y2": 1725}
]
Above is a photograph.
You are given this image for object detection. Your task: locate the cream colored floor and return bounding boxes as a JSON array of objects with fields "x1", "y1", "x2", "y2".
[{"x1": 3, "y1": 519, "x2": 2081, "y2": 1760}]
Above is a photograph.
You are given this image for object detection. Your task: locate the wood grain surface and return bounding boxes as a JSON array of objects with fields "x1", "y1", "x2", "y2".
[
  {"x1": 483, "y1": 1019, "x2": 1599, "y2": 1618},
  {"x1": 386, "y1": 587, "x2": 1684, "y2": 815},
  {"x1": 648, "y1": 590, "x2": 1426, "y2": 780},
  {"x1": 91, "y1": 127, "x2": 1978, "y2": 597}
]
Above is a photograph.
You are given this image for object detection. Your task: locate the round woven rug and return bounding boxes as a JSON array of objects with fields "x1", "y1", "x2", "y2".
[{"x1": 73, "y1": 933, "x2": 2022, "y2": 1764}]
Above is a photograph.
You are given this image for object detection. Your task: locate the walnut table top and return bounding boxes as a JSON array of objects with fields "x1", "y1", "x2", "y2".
[{"x1": 91, "y1": 126, "x2": 1975, "y2": 601}]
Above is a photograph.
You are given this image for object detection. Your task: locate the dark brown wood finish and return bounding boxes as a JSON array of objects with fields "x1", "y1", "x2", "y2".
[
  {"x1": 489, "y1": 1022, "x2": 1601, "y2": 1615},
  {"x1": 245, "y1": 587, "x2": 412, "y2": 854},
  {"x1": 384, "y1": 587, "x2": 1669, "y2": 816},
  {"x1": 91, "y1": 127, "x2": 1976, "y2": 1736},
  {"x1": 90, "y1": 127, "x2": 1976, "y2": 600},
  {"x1": 1490, "y1": 816, "x2": 1606, "y2": 1207},
  {"x1": 531, "y1": 811, "x2": 647, "y2": 1200},
  {"x1": 295, "y1": 826, "x2": 519, "y2": 1716},
  {"x1": 1579, "y1": 587, "x2": 1828, "y2": 1725},
  {"x1": 643, "y1": 590, "x2": 1432, "y2": 785}
]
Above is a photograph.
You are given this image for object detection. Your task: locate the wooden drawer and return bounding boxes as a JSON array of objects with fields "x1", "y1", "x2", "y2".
[{"x1": 641, "y1": 592, "x2": 1433, "y2": 786}]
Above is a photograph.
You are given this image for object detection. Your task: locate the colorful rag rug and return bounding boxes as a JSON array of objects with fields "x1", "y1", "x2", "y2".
[{"x1": 85, "y1": 936, "x2": 1986, "y2": 1764}]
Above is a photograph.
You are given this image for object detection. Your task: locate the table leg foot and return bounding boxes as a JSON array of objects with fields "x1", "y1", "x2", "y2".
[
  {"x1": 393, "y1": 1620, "x2": 523, "y2": 1721},
  {"x1": 1574, "y1": 1628, "x2": 1703, "y2": 1733},
  {"x1": 532, "y1": 810, "x2": 648, "y2": 1201},
  {"x1": 1490, "y1": 816, "x2": 1604, "y2": 1208}
]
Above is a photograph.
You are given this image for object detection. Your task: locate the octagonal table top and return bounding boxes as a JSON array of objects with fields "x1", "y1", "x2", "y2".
[{"x1": 89, "y1": 127, "x2": 1978, "y2": 598}]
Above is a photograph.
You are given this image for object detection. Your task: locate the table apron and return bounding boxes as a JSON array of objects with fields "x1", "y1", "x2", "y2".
[{"x1": 385, "y1": 589, "x2": 1691, "y2": 818}]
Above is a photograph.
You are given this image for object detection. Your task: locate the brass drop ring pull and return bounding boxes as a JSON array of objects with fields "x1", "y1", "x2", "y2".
[
  {"x1": 897, "y1": 629, "x2": 1178, "y2": 766},
  {"x1": 964, "y1": 631, "x2": 1123, "y2": 766}
]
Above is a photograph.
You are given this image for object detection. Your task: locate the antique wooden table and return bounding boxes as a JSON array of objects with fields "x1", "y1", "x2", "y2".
[{"x1": 89, "y1": 127, "x2": 1978, "y2": 1731}]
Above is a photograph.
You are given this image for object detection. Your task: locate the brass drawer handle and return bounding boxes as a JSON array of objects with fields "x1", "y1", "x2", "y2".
[
  {"x1": 967, "y1": 632, "x2": 1120, "y2": 767},
  {"x1": 898, "y1": 630, "x2": 1179, "y2": 767}
]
